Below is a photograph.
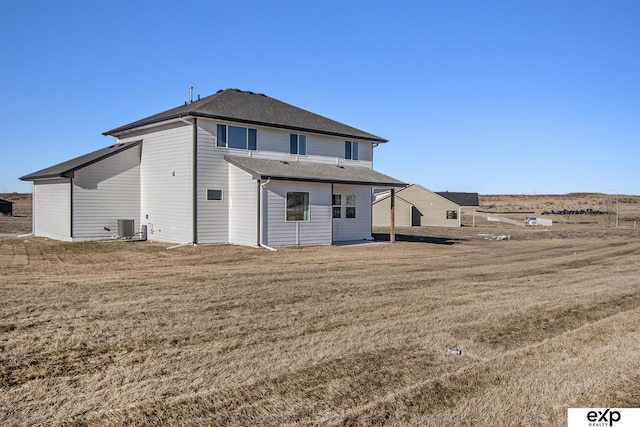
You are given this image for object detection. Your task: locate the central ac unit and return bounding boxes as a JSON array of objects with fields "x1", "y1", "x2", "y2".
[{"x1": 117, "y1": 219, "x2": 135, "y2": 238}]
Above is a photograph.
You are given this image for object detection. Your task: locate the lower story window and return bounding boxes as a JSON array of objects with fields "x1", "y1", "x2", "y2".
[
  {"x1": 446, "y1": 210, "x2": 458, "y2": 219},
  {"x1": 346, "y1": 194, "x2": 356, "y2": 218},
  {"x1": 286, "y1": 192, "x2": 309, "y2": 221},
  {"x1": 207, "y1": 189, "x2": 223, "y2": 201},
  {"x1": 332, "y1": 194, "x2": 341, "y2": 218}
]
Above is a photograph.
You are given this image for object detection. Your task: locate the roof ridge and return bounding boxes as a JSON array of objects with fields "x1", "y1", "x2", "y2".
[{"x1": 103, "y1": 89, "x2": 388, "y2": 142}]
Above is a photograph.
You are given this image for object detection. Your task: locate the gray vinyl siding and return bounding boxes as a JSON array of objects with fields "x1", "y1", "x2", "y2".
[
  {"x1": 228, "y1": 165, "x2": 258, "y2": 246},
  {"x1": 308, "y1": 135, "x2": 373, "y2": 164},
  {"x1": 72, "y1": 145, "x2": 141, "y2": 240},
  {"x1": 196, "y1": 121, "x2": 229, "y2": 243},
  {"x1": 357, "y1": 141, "x2": 373, "y2": 162},
  {"x1": 124, "y1": 123, "x2": 193, "y2": 244},
  {"x1": 263, "y1": 181, "x2": 331, "y2": 247},
  {"x1": 331, "y1": 184, "x2": 374, "y2": 241},
  {"x1": 250, "y1": 127, "x2": 286, "y2": 158},
  {"x1": 196, "y1": 118, "x2": 373, "y2": 166},
  {"x1": 108, "y1": 117, "x2": 379, "y2": 246},
  {"x1": 33, "y1": 178, "x2": 71, "y2": 241}
]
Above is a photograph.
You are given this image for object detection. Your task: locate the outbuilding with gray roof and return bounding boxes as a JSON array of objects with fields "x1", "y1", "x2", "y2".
[{"x1": 373, "y1": 184, "x2": 479, "y2": 227}]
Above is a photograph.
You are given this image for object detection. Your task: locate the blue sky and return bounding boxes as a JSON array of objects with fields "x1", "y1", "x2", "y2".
[{"x1": 2, "y1": 0, "x2": 638, "y2": 195}]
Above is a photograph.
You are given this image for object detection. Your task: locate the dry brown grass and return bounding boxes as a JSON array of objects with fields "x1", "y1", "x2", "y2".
[
  {"x1": 479, "y1": 193, "x2": 640, "y2": 225},
  {"x1": 0, "y1": 193, "x2": 31, "y2": 235},
  {"x1": 1, "y1": 225, "x2": 640, "y2": 426}
]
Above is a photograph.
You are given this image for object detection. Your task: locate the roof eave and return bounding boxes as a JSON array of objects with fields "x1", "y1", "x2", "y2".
[
  {"x1": 103, "y1": 115, "x2": 196, "y2": 136},
  {"x1": 19, "y1": 140, "x2": 142, "y2": 182},
  {"x1": 19, "y1": 173, "x2": 69, "y2": 181},
  {"x1": 262, "y1": 175, "x2": 404, "y2": 186},
  {"x1": 224, "y1": 156, "x2": 405, "y2": 187}
]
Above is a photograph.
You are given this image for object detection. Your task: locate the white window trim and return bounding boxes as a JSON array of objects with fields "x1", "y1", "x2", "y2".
[
  {"x1": 345, "y1": 141, "x2": 359, "y2": 161},
  {"x1": 289, "y1": 134, "x2": 307, "y2": 157}
]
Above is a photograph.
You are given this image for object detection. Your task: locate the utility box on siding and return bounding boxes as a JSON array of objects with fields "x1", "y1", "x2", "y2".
[{"x1": 117, "y1": 219, "x2": 135, "y2": 238}]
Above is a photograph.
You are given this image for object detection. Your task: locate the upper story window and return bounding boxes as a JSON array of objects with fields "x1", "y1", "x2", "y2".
[
  {"x1": 345, "y1": 141, "x2": 359, "y2": 160},
  {"x1": 217, "y1": 124, "x2": 257, "y2": 150},
  {"x1": 290, "y1": 134, "x2": 307, "y2": 155}
]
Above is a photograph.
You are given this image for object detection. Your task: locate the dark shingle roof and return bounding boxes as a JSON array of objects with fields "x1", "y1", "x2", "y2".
[
  {"x1": 20, "y1": 140, "x2": 141, "y2": 181},
  {"x1": 225, "y1": 156, "x2": 405, "y2": 187},
  {"x1": 436, "y1": 192, "x2": 479, "y2": 207},
  {"x1": 103, "y1": 89, "x2": 388, "y2": 142}
]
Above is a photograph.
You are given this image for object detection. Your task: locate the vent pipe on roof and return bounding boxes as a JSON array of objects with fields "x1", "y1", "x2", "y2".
[{"x1": 189, "y1": 86, "x2": 193, "y2": 103}]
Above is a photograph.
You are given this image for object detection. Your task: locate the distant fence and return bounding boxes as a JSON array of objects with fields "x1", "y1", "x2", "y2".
[
  {"x1": 461, "y1": 210, "x2": 524, "y2": 226},
  {"x1": 541, "y1": 209, "x2": 610, "y2": 216}
]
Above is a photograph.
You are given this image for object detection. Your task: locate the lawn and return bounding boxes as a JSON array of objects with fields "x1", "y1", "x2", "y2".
[{"x1": 1, "y1": 228, "x2": 639, "y2": 425}]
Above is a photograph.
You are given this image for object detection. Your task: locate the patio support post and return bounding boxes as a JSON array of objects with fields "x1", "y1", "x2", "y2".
[{"x1": 390, "y1": 188, "x2": 395, "y2": 243}]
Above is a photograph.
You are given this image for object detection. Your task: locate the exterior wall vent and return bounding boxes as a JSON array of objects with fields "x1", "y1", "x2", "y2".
[{"x1": 117, "y1": 219, "x2": 135, "y2": 238}]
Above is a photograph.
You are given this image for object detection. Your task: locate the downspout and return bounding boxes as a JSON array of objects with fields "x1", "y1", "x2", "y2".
[
  {"x1": 179, "y1": 115, "x2": 197, "y2": 246},
  {"x1": 259, "y1": 178, "x2": 276, "y2": 251},
  {"x1": 167, "y1": 242, "x2": 194, "y2": 250},
  {"x1": 69, "y1": 175, "x2": 74, "y2": 240},
  {"x1": 369, "y1": 186, "x2": 373, "y2": 240},
  {"x1": 193, "y1": 118, "x2": 198, "y2": 245},
  {"x1": 256, "y1": 180, "x2": 261, "y2": 246}
]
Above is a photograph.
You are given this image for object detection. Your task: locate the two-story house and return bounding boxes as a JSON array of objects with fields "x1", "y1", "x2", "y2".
[{"x1": 20, "y1": 89, "x2": 404, "y2": 247}]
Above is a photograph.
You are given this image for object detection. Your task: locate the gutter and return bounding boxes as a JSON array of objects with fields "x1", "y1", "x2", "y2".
[
  {"x1": 258, "y1": 176, "x2": 404, "y2": 187},
  {"x1": 167, "y1": 242, "x2": 194, "y2": 250}
]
